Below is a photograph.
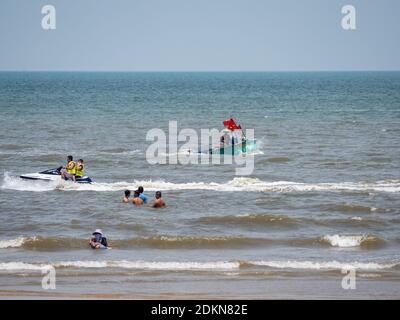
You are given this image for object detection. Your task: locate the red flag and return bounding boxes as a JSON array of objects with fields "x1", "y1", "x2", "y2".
[
  {"x1": 223, "y1": 118, "x2": 240, "y2": 131},
  {"x1": 223, "y1": 118, "x2": 234, "y2": 128}
]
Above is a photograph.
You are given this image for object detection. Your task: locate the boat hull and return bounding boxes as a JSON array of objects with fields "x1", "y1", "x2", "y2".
[{"x1": 209, "y1": 139, "x2": 257, "y2": 155}]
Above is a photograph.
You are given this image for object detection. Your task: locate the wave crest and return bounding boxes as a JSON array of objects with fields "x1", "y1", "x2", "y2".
[
  {"x1": 321, "y1": 234, "x2": 383, "y2": 248},
  {"x1": 0, "y1": 237, "x2": 33, "y2": 249},
  {"x1": 0, "y1": 234, "x2": 386, "y2": 251},
  {"x1": 1, "y1": 260, "x2": 397, "y2": 272},
  {"x1": 3, "y1": 173, "x2": 400, "y2": 193}
]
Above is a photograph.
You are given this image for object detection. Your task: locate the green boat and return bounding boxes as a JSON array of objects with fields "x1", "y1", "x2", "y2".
[
  {"x1": 207, "y1": 118, "x2": 257, "y2": 155},
  {"x1": 209, "y1": 138, "x2": 257, "y2": 155}
]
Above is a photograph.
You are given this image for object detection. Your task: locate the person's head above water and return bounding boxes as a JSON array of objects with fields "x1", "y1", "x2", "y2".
[
  {"x1": 134, "y1": 190, "x2": 140, "y2": 198},
  {"x1": 93, "y1": 229, "x2": 102, "y2": 235},
  {"x1": 67, "y1": 155, "x2": 73, "y2": 162},
  {"x1": 124, "y1": 190, "x2": 131, "y2": 197},
  {"x1": 155, "y1": 191, "x2": 162, "y2": 199},
  {"x1": 137, "y1": 186, "x2": 144, "y2": 194}
]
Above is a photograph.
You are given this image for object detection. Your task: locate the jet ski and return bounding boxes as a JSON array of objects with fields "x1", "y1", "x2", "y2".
[{"x1": 20, "y1": 167, "x2": 93, "y2": 184}]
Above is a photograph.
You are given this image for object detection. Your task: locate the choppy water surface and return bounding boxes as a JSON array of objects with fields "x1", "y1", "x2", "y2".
[{"x1": 0, "y1": 72, "x2": 399, "y2": 298}]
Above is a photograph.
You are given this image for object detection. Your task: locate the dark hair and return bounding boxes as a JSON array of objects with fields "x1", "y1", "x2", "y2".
[
  {"x1": 78, "y1": 159, "x2": 83, "y2": 163},
  {"x1": 137, "y1": 186, "x2": 144, "y2": 193},
  {"x1": 156, "y1": 191, "x2": 162, "y2": 197},
  {"x1": 67, "y1": 155, "x2": 73, "y2": 161},
  {"x1": 134, "y1": 190, "x2": 140, "y2": 197},
  {"x1": 124, "y1": 190, "x2": 131, "y2": 197}
]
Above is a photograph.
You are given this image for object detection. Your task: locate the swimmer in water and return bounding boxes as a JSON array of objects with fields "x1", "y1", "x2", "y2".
[
  {"x1": 89, "y1": 229, "x2": 109, "y2": 249},
  {"x1": 151, "y1": 191, "x2": 166, "y2": 208},
  {"x1": 122, "y1": 190, "x2": 131, "y2": 203},
  {"x1": 132, "y1": 190, "x2": 144, "y2": 206},
  {"x1": 136, "y1": 186, "x2": 149, "y2": 203}
]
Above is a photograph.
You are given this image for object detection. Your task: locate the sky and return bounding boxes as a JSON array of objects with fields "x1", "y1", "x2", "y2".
[{"x1": 0, "y1": 0, "x2": 399, "y2": 71}]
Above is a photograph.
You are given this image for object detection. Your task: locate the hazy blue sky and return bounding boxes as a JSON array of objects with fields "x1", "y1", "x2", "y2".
[{"x1": 0, "y1": 0, "x2": 399, "y2": 71}]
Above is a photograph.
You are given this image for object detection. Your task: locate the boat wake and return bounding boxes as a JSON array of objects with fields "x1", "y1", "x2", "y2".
[{"x1": 2, "y1": 172, "x2": 400, "y2": 193}]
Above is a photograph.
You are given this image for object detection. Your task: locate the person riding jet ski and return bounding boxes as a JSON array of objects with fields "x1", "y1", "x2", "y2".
[
  {"x1": 60, "y1": 155, "x2": 76, "y2": 181},
  {"x1": 19, "y1": 155, "x2": 92, "y2": 184},
  {"x1": 74, "y1": 159, "x2": 85, "y2": 180}
]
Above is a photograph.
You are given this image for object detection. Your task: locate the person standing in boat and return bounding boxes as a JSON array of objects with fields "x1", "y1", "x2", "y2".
[
  {"x1": 60, "y1": 155, "x2": 76, "y2": 181},
  {"x1": 220, "y1": 130, "x2": 230, "y2": 146}
]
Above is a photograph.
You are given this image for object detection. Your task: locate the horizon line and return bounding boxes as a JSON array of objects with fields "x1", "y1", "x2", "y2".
[{"x1": 0, "y1": 69, "x2": 400, "y2": 73}]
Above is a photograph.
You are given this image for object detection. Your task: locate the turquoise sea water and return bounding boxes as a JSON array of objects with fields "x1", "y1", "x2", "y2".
[{"x1": 0, "y1": 72, "x2": 399, "y2": 298}]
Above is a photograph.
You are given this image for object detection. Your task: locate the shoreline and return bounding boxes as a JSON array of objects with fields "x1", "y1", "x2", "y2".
[{"x1": 1, "y1": 278, "x2": 399, "y2": 300}]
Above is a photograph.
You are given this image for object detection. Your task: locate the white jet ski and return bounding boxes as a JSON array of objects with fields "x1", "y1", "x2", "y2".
[{"x1": 20, "y1": 167, "x2": 93, "y2": 184}]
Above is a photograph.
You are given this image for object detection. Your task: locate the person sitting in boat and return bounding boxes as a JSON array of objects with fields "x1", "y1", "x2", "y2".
[
  {"x1": 60, "y1": 155, "x2": 76, "y2": 181},
  {"x1": 218, "y1": 130, "x2": 230, "y2": 149},
  {"x1": 89, "y1": 229, "x2": 109, "y2": 249},
  {"x1": 123, "y1": 190, "x2": 131, "y2": 203},
  {"x1": 136, "y1": 186, "x2": 148, "y2": 203},
  {"x1": 74, "y1": 159, "x2": 84, "y2": 181},
  {"x1": 151, "y1": 191, "x2": 166, "y2": 208},
  {"x1": 132, "y1": 190, "x2": 144, "y2": 205}
]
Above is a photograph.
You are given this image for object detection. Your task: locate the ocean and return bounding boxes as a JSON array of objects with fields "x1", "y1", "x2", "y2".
[{"x1": 0, "y1": 71, "x2": 399, "y2": 299}]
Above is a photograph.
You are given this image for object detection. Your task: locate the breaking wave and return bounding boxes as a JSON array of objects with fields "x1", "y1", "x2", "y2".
[
  {"x1": 0, "y1": 237, "x2": 34, "y2": 249},
  {"x1": 0, "y1": 236, "x2": 292, "y2": 250},
  {"x1": 3, "y1": 173, "x2": 400, "y2": 193},
  {"x1": 1, "y1": 260, "x2": 398, "y2": 272},
  {"x1": 321, "y1": 234, "x2": 382, "y2": 248},
  {"x1": 246, "y1": 260, "x2": 398, "y2": 270},
  {"x1": 0, "y1": 234, "x2": 385, "y2": 251}
]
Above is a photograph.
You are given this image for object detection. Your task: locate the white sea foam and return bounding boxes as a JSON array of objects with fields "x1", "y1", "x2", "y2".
[
  {"x1": 59, "y1": 260, "x2": 240, "y2": 270},
  {"x1": 0, "y1": 260, "x2": 396, "y2": 272},
  {"x1": 3, "y1": 173, "x2": 400, "y2": 193},
  {"x1": 0, "y1": 260, "x2": 240, "y2": 271},
  {"x1": 101, "y1": 149, "x2": 142, "y2": 156},
  {"x1": 249, "y1": 260, "x2": 397, "y2": 270},
  {"x1": 0, "y1": 262, "x2": 46, "y2": 271},
  {"x1": 0, "y1": 237, "x2": 31, "y2": 249},
  {"x1": 322, "y1": 234, "x2": 372, "y2": 247},
  {"x1": 1, "y1": 172, "x2": 59, "y2": 192}
]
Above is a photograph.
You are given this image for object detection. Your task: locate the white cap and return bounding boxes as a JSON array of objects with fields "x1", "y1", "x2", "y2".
[{"x1": 93, "y1": 229, "x2": 103, "y2": 235}]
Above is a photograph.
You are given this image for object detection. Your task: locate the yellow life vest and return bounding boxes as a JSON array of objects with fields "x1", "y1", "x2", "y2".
[
  {"x1": 75, "y1": 163, "x2": 84, "y2": 177},
  {"x1": 66, "y1": 161, "x2": 76, "y2": 174}
]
